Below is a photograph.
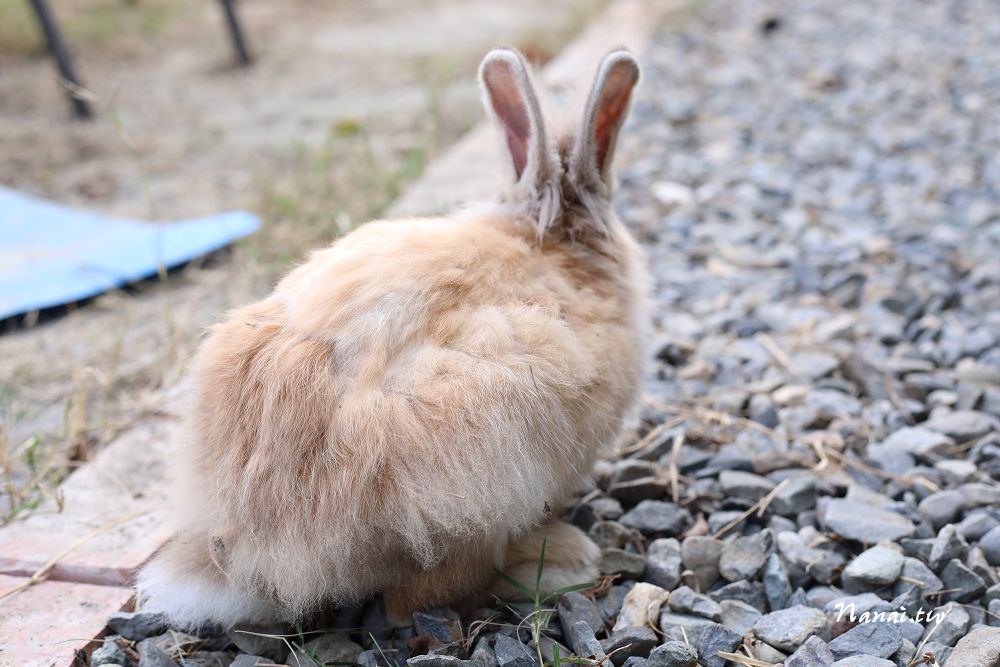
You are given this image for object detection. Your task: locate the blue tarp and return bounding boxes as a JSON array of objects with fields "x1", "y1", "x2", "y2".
[{"x1": 0, "y1": 187, "x2": 260, "y2": 320}]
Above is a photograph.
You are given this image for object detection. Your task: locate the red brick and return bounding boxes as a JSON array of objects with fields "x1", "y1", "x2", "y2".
[
  {"x1": 0, "y1": 408, "x2": 180, "y2": 587},
  {"x1": 0, "y1": 574, "x2": 133, "y2": 667}
]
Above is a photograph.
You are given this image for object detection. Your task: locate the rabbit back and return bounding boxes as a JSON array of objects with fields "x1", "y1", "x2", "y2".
[{"x1": 185, "y1": 210, "x2": 644, "y2": 617}]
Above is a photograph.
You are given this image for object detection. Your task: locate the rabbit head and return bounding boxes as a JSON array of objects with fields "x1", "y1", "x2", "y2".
[{"x1": 479, "y1": 47, "x2": 640, "y2": 241}]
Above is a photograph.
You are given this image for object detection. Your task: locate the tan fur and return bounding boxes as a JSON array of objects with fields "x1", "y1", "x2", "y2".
[{"x1": 138, "y1": 49, "x2": 648, "y2": 628}]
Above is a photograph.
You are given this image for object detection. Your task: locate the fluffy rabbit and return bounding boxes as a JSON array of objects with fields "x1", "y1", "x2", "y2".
[{"x1": 138, "y1": 47, "x2": 649, "y2": 628}]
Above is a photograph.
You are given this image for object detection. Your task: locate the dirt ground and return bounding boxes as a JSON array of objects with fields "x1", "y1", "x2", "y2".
[{"x1": 0, "y1": 0, "x2": 607, "y2": 521}]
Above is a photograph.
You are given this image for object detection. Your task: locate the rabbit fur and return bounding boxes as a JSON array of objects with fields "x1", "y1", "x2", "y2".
[{"x1": 138, "y1": 47, "x2": 649, "y2": 629}]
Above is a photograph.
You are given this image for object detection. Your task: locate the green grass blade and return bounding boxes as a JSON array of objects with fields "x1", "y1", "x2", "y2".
[
  {"x1": 541, "y1": 581, "x2": 595, "y2": 603},
  {"x1": 535, "y1": 537, "x2": 548, "y2": 596},
  {"x1": 494, "y1": 568, "x2": 534, "y2": 598}
]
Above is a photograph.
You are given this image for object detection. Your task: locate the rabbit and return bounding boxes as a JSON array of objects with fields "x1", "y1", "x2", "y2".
[{"x1": 137, "y1": 47, "x2": 650, "y2": 629}]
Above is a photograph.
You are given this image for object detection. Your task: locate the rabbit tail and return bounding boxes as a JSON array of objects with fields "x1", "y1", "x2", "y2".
[{"x1": 136, "y1": 531, "x2": 277, "y2": 630}]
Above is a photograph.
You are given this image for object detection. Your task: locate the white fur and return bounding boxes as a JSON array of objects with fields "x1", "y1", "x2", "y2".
[{"x1": 137, "y1": 552, "x2": 276, "y2": 629}]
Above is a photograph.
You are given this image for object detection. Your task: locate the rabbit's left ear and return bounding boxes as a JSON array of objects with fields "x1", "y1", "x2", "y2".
[
  {"x1": 479, "y1": 48, "x2": 553, "y2": 188},
  {"x1": 571, "y1": 50, "x2": 641, "y2": 191}
]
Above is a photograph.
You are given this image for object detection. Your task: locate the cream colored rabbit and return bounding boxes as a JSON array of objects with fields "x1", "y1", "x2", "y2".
[{"x1": 138, "y1": 47, "x2": 649, "y2": 628}]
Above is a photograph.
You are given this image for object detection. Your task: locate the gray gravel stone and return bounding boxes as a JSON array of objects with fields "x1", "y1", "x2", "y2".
[
  {"x1": 619, "y1": 501, "x2": 692, "y2": 535},
  {"x1": 599, "y1": 549, "x2": 647, "y2": 578},
  {"x1": 959, "y1": 483, "x2": 1000, "y2": 508},
  {"x1": 831, "y1": 657, "x2": 894, "y2": 667},
  {"x1": 106, "y1": 612, "x2": 170, "y2": 642},
  {"x1": 924, "y1": 411, "x2": 994, "y2": 441},
  {"x1": 761, "y1": 552, "x2": 791, "y2": 610},
  {"x1": 646, "y1": 641, "x2": 697, "y2": 667},
  {"x1": 696, "y1": 623, "x2": 741, "y2": 667},
  {"x1": 231, "y1": 656, "x2": 274, "y2": 667},
  {"x1": 842, "y1": 544, "x2": 904, "y2": 592},
  {"x1": 822, "y1": 499, "x2": 916, "y2": 542},
  {"x1": 979, "y1": 525, "x2": 1000, "y2": 565},
  {"x1": 776, "y1": 531, "x2": 845, "y2": 584},
  {"x1": 178, "y1": 651, "x2": 234, "y2": 667},
  {"x1": 643, "y1": 538, "x2": 682, "y2": 589},
  {"x1": 681, "y1": 536, "x2": 723, "y2": 591},
  {"x1": 600, "y1": 626, "x2": 657, "y2": 665},
  {"x1": 770, "y1": 476, "x2": 817, "y2": 516},
  {"x1": 921, "y1": 642, "x2": 953, "y2": 665},
  {"x1": 557, "y1": 592, "x2": 603, "y2": 638},
  {"x1": 929, "y1": 525, "x2": 968, "y2": 571},
  {"x1": 708, "y1": 580, "x2": 768, "y2": 613},
  {"x1": 407, "y1": 657, "x2": 472, "y2": 667},
  {"x1": 719, "y1": 470, "x2": 775, "y2": 501},
  {"x1": 918, "y1": 490, "x2": 967, "y2": 528},
  {"x1": 719, "y1": 599, "x2": 761, "y2": 636},
  {"x1": 921, "y1": 604, "x2": 970, "y2": 647},
  {"x1": 940, "y1": 558, "x2": 987, "y2": 602},
  {"x1": 668, "y1": 585, "x2": 722, "y2": 621},
  {"x1": 566, "y1": 621, "x2": 610, "y2": 667},
  {"x1": 719, "y1": 529, "x2": 772, "y2": 581},
  {"x1": 91, "y1": 638, "x2": 127, "y2": 666},
  {"x1": 227, "y1": 624, "x2": 289, "y2": 663},
  {"x1": 895, "y1": 557, "x2": 943, "y2": 597},
  {"x1": 657, "y1": 611, "x2": 716, "y2": 646},
  {"x1": 137, "y1": 637, "x2": 180, "y2": 667},
  {"x1": 752, "y1": 606, "x2": 830, "y2": 652},
  {"x1": 944, "y1": 626, "x2": 1000, "y2": 667},
  {"x1": 879, "y1": 427, "x2": 954, "y2": 458},
  {"x1": 785, "y1": 636, "x2": 835, "y2": 667},
  {"x1": 493, "y1": 635, "x2": 538, "y2": 667},
  {"x1": 414, "y1": 609, "x2": 463, "y2": 644},
  {"x1": 828, "y1": 622, "x2": 902, "y2": 659},
  {"x1": 290, "y1": 632, "x2": 363, "y2": 666}
]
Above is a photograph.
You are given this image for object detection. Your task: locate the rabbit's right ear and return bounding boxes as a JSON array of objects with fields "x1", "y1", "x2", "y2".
[{"x1": 479, "y1": 49, "x2": 553, "y2": 188}]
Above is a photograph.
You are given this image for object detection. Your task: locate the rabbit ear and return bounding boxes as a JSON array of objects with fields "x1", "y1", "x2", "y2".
[
  {"x1": 572, "y1": 50, "x2": 640, "y2": 191},
  {"x1": 479, "y1": 49, "x2": 552, "y2": 186}
]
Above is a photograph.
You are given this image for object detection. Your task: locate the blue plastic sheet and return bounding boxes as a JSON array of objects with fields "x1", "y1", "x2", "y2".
[{"x1": 0, "y1": 186, "x2": 260, "y2": 319}]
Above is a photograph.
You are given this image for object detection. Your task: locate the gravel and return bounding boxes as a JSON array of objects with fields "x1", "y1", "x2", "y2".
[
  {"x1": 618, "y1": 501, "x2": 692, "y2": 536},
  {"x1": 643, "y1": 538, "x2": 682, "y2": 589},
  {"x1": 105, "y1": 612, "x2": 169, "y2": 642},
  {"x1": 103, "y1": 0, "x2": 1000, "y2": 664},
  {"x1": 646, "y1": 642, "x2": 697, "y2": 667},
  {"x1": 752, "y1": 606, "x2": 830, "y2": 653},
  {"x1": 828, "y1": 622, "x2": 902, "y2": 660},
  {"x1": 785, "y1": 636, "x2": 835, "y2": 667},
  {"x1": 667, "y1": 586, "x2": 721, "y2": 621},
  {"x1": 841, "y1": 544, "x2": 904, "y2": 591}
]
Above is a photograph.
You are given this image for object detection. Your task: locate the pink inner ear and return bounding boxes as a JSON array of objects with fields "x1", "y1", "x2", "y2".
[
  {"x1": 593, "y1": 60, "x2": 639, "y2": 174},
  {"x1": 483, "y1": 58, "x2": 532, "y2": 180},
  {"x1": 504, "y1": 127, "x2": 528, "y2": 180}
]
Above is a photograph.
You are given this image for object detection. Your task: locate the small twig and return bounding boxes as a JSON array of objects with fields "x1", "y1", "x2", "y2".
[
  {"x1": 826, "y1": 449, "x2": 940, "y2": 493},
  {"x1": 647, "y1": 398, "x2": 776, "y2": 436},
  {"x1": 714, "y1": 478, "x2": 791, "y2": 538},
  {"x1": 884, "y1": 376, "x2": 916, "y2": 425},
  {"x1": 0, "y1": 509, "x2": 151, "y2": 602},
  {"x1": 910, "y1": 602, "x2": 953, "y2": 663},
  {"x1": 668, "y1": 432, "x2": 684, "y2": 504},
  {"x1": 715, "y1": 651, "x2": 777, "y2": 667},
  {"x1": 810, "y1": 436, "x2": 831, "y2": 472},
  {"x1": 757, "y1": 334, "x2": 800, "y2": 375},
  {"x1": 619, "y1": 415, "x2": 684, "y2": 456}
]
